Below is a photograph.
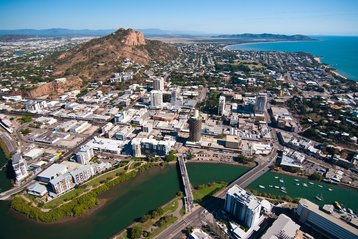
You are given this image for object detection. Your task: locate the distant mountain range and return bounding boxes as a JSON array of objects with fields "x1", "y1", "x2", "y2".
[
  {"x1": 0, "y1": 28, "x2": 313, "y2": 41},
  {"x1": 0, "y1": 28, "x2": 114, "y2": 37}
]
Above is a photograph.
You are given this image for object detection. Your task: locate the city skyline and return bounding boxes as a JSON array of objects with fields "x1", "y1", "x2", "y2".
[{"x1": 0, "y1": 0, "x2": 357, "y2": 35}]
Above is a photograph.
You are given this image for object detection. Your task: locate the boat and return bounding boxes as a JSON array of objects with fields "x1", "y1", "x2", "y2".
[
  {"x1": 303, "y1": 183, "x2": 308, "y2": 187},
  {"x1": 269, "y1": 185, "x2": 273, "y2": 188},
  {"x1": 348, "y1": 208, "x2": 354, "y2": 214},
  {"x1": 296, "y1": 183, "x2": 300, "y2": 186},
  {"x1": 274, "y1": 176, "x2": 279, "y2": 179},
  {"x1": 281, "y1": 187, "x2": 286, "y2": 190},
  {"x1": 315, "y1": 194, "x2": 323, "y2": 201},
  {"x1": 281, "y1": 190, "x2": 287, "y2": 194},
  {"x1": 334, "y1": 201, "x2": 342, "y2": 210},
  {"x1": 309, "y1": 182, "x2": 314, "y2": 185},
  {"x1": 259, "y1": 185, "x2": 265, "y2": 189},
  {"x1": 279, "y1": 179, "x2": 284, "y2": 183},
  {"x1": 294, "y1": 179, "x2": 299, "y2": 182},
  {"x1": 318, "y1": 185, "x2": 323, "y2": 188},
  {"x1": 328, "y1": 188, "x2": 333, "y2": 191},
  {"x1": 274, "y1": 186, "x2": 279, "y2": 189}
]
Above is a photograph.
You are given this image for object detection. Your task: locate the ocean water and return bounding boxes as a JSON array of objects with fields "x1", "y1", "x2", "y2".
[{"x1": 226, "y1": 36, "x2": 358, "y2": 81}]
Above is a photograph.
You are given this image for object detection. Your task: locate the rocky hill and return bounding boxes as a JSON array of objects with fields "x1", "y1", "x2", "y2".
[
  {"x1": 49, "y1": 28, "x2": 177, "y2": 80},
  {"x1": 25, "y1": 28, "x2": 178, "y2": 98}
]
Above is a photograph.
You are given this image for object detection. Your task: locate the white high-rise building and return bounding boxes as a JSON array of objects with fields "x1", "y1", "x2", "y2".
[
  {"x1": 150, "y1": 90, "x2": 163, "y2": 109},
  {"x1": 225, "y1": 185, "x2": 261, "y2": 228},
  {"x1": 218, "y1": 95, "x2": 226, "y2": 115},
  {"x1": 255, "y1": 93, "x2": 267, "y2": 114},
  {"x1": 12, "y1": 153, "x2": 28, "y2": 181},
  {"x1": 153, "y1": 77, "x2": 164, "y2": 91}
]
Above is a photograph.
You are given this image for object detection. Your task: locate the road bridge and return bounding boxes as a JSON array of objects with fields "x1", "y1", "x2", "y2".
[{"x1": 178, "y1": 154, "x2": 194, "y2": 213}]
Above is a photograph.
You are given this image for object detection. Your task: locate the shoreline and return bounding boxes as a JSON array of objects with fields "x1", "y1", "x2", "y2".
[
  {"x1": 11, "y1": 197, "x2": 110, "y2": 225},
  {"x1": 223, "y1": 39, "x2": 356, "y2": 82},
  {"x1": 223, "y1": 39, "x2": 316, "y2": 50}
]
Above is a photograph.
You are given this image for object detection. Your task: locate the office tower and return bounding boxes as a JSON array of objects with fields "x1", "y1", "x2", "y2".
[
  {"x1": 255, "y1": 93, "x2": 267, "y2": 114},
  {"x1": 150, "y1": 90, "x2": 163, "y2": 109}
]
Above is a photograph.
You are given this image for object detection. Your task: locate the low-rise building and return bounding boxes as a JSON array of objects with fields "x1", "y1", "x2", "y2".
[
  {"x1": 269, "y1": 107, "x2": 297, "y2": 132},
  {"x1": 37, "y1": 163, "x2": 68, "y2": 183},
  {"x1": 295, "y1": 198, "x2": 358, "y2": 239},
  {"x1": 70, "y1": 165, "x2": 94, "y2": 185},
  {"x1": 261, "y1": 214, "x2": 300, "y2": 239},
  {"x1": 33, "y1": 131, "x2": 70, "y2": 144},
  {"x1": 251, "y1": 143, "x2": 272, "y2": 155},
  {"x1": 49, "y1": 172, "x2": 75, "y2": 195},
  {"x1": 23, "y1": 148, "x2": 45, "y2": 160},
  {"x1": 84, "y1": 137, "x2": 126, "y2": 154},
  {"x1": 190, "y1": 228, "x2": 212, "y2": 239},
  {"x1": 27, "y1": 183, "x2": 48, "y2": 197},
  {"x1": 225, "y1": 135, "x2": 243, "y2": 149},
  {"x1": 69, "y1": 121, "x2": 91, "y2": 134},
  {"x1": 114, "y1": 125, "x2": 133, "y2": 140}
]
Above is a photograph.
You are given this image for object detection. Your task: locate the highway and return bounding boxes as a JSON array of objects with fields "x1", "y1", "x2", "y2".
[{"x1": 155, "y1": 149, "x2": 277, "y2": 239}]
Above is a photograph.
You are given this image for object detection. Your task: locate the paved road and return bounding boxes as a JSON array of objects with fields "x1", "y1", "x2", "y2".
[
  {"x1": 155, "y1": 149, "x2": 277, "y2": 239},
  {"x1": 0, "y1": 131, "x2": 17, "y2": 154}
]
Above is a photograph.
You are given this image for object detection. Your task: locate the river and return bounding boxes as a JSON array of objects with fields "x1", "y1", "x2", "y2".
[{"x1": 0, "y1": 158, "x2": 356, "y2": 239}]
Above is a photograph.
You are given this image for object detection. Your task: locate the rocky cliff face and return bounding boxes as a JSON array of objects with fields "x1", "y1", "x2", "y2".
[
  {"x1": 23, "y1": 76, "x2": 82, "y2": 98},
  {"x1": 122, "y1": 29, "x2": 146, "y2": 46},
  {"x1": 27, "y1": 28, "x2": 177, "y2": 98}
]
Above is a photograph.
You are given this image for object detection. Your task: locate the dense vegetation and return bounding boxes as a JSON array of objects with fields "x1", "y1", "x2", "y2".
[
  {"x1": 233, "y1": 155, "x2": 255, "y2": 164},
  {"x1": 18, "y1": 116, "x2": 32, "y2": 124},
  {"x1": 200, "y1": 90, "x2": 219, "y2": 115},
  {"x1": 164, "y1": 150, "x2": 177, "y2": 162},
  {"x1": 308, "y1": 172, "x2": 323, "y2": 181}
]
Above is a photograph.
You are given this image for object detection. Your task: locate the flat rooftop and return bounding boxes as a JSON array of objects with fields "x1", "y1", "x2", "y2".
[{"x1": 299, "y1": 198, "x2": 358, "y2": 234}]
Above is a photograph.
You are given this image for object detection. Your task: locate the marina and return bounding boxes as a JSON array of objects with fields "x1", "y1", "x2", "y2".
[{"x1": 248, "y1": 172, "x2": 358, "y2": 212}]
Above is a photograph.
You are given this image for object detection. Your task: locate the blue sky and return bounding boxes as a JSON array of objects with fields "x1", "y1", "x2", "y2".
[{"x1": 0, "y1": 0, "x2": 357, "y2": 35}]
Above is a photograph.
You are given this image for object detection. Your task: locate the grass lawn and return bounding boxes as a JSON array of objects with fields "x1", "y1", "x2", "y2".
[
  {"x1": 193, "y1": 182, "x2": 227, "y2": 203},
  {"x1": 44, "y1": 187, "x2": 87, "y2": 209},
  {"x1": 148, "y1": 215, "x2": 177, "y2": 239},
  {"x1": 161, "y1": 197, "x2": 179, "y2": 214}
]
